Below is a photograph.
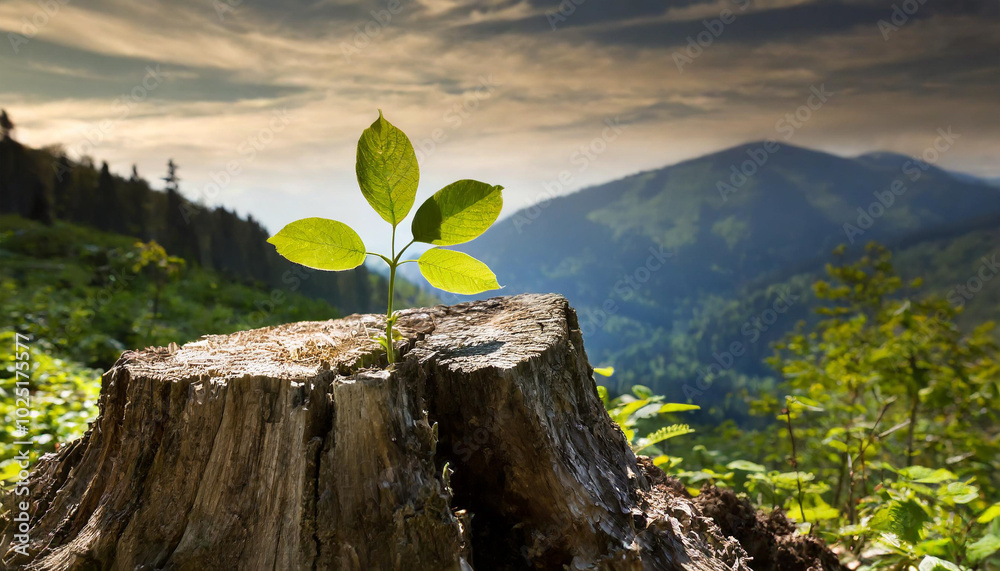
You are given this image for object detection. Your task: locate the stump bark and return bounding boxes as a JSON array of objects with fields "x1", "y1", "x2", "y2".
[{"x1": 1, "y1": 294, "x2": 804, "y2": 570}]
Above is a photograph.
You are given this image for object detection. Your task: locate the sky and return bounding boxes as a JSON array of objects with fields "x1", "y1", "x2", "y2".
[{"x1": 1, "y1": 0, "x2": 998, "y2": 253}]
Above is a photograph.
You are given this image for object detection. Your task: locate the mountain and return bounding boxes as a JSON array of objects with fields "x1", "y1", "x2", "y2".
[{"x1": 460, "y1": 142, "x2": 1000, "y2": 417}]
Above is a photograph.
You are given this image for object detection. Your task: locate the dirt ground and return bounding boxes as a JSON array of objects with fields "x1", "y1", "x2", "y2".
[{"x1": 637, "y1": 457, "x2": 848, "y2": 571}]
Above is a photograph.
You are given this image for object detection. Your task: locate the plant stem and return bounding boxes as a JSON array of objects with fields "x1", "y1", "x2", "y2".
[
  {"x1": 383, "y1": 230, "x2": 414, "y2": 365},
  {"x1": 386, "y1": 225, "x2": 397, "y2": 364},
  {"x1": 906, "y1": 354, "x2": 922, "y2": 467},
  {"x1": 906, "y1": 393, "x2": 919, "y2": 467},
  {"x1": 783, "y1": 406, "x2": 809, "y2": 530}
]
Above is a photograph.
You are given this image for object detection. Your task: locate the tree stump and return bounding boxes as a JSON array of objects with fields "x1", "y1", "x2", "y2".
[{"x1": 3, "y1": 294, "x2": 774, "y2": 569}]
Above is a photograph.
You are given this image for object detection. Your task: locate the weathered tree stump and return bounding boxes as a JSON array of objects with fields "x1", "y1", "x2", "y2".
[{"x1": 1, "y1": 294, "x2": 822, "y2": 570}]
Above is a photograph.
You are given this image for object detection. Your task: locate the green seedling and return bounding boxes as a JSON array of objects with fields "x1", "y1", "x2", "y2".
[{"x1": 267, "y1": 111, "x2": 503, "y2": 364}]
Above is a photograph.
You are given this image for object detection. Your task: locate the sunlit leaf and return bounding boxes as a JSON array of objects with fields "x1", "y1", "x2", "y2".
[
  {"x1": 977, "y1": 503, "x2": 1000, "y2": 524},
  {"x1": 785, "y1": 496, "x2": 840, "y2": 522},
  {"x1": 918, "y1": 556, "x2": 962, "y2": 571},
  {"x1": 631, "y1": 384, "x2": 653, "y2": 399},
  {"x1": 411, "y1": 180, "x2": 503, "y2": 245},
  {"x1": 417, "y1": 248, "x2": 500, "y2": 295},
  {"x1": 654, "y1": 455, "x2": 683, "y2": 470},
  {"x1": 267, "y1": 218, "x2": 366, "y2": 271},
  {"x1": 939, "y1": 481, "x2": 979, "y2": 504},
  {"x1": 967, "y1": 534, "x2": 1000, "y2": 564},
  {"x1": 900, "y1": 466, "x2": 957, "y2": 484},
  {"x1": 659, "y1": 403, "x2": 700, "y2": 413},
  {"x1": 356, "y1": 110, "x2": 419, "y2": 226},
  {"x1": 825, "y1": 439, "x2": 848, "y2": 453},
  {"x1": 727, "y1": 460, "x2": 766, "y2": 473},
  {"x1": 869, "y1": 499, "x2": 930, "y2": 545},
  {"x1": 632, "y1": 424, "x2": 694, "y2": 453},
  {"x1": 596, "y1": 385, "x2": 609, "y2": 407},
  {"x1": 610, "y1": 398, "x2": 654, "y2": 426}
]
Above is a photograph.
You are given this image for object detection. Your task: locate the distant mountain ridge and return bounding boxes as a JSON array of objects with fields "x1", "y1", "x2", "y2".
[{"x1": 460, "y1": 142, "x2": 1000, "y2": 412}]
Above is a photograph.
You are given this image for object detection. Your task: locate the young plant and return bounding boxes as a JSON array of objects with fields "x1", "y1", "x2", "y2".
[
  {"x1": 266, "y1": 111, "x2": 503, "y2": 364},
  {"x1": 597, "y1": 378, "x2": 699, "y2": 459}
]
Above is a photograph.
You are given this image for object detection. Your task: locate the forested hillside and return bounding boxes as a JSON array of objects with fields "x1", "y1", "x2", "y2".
[
  {"x1": 461, "y1": 143, "x2": 1000, "y2": 418},
  {"x1": 0, "y1": 131, "x2": 436, "y2": 472},
  {"x1": 0, "y1": 134, "x2": 435, "y2": 316}
]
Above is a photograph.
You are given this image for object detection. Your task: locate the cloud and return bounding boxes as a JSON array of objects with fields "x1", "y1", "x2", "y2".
[{"x1": 0, "y1": 0, "x2": 996, "y2": 253}]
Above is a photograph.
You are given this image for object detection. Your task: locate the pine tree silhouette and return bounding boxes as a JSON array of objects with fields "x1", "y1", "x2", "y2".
[
  {"x1": 0, "y1": 109, "x2": 13, "y2": 140},
  {"x1": 161, "y1": 159, "x2": 200, "y2": 260},
  {"x1": 162, "y1": 159, "x2": 180, "y2": 191}
]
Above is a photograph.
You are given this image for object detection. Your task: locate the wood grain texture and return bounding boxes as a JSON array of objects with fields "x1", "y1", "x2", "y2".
[{"x1": 1, "y1": 294, "x2": 751, "y2": 570}]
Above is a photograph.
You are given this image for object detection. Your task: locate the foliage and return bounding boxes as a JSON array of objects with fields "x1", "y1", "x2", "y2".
[
  {"x1": 763, "y1": 243, "x2": 999, "y2": 507},
  {"x1": 0, "y1": 331, "x2": 101, "y2": 476},
  {"x1": 655, "y1": 243, "x2": 1000, "y2": 569},
  {"x1": 458, "y1": 142, "x2": 1000, "y2": 416},
  {"x1": 0, "y1": 216, "x2": 348, "y2": 366},
  {"x1": 0, "y1": 216, "x2": 427, "y2": 478},
  {"x1": 268, "y1": 111, "x2": 503, "y2": 363},
  {"x1": 834, "y1": 466, "x2": 1000, "y2": 568},
  {"x1": 0, "y1": 135, "x2": 414, "y2": 317},
  {"x1": 597, "y1": 378, "x2": 699, "y2": 468}
]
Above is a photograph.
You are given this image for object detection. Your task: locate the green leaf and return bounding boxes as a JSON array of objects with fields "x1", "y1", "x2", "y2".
[
  {"x1": 918, "y1": 556, "x2": 962, "y2": 571},
  {"x1": 596, "y1": 385, "x2": 609, "y2": 406},
  {"x1": 411, "y1": 180, "x2": 503, "y2": 245},
  {"x1": 751, "y1": 471, "x2": 817, "y2": 492},
  {"x1": 940, "y1": 481, "x2": 979, "y2": 504},
  {"x1": 593, "y1": 366, "x2": 614, "y2": 377},
  {"x1": 631, "y1": 384, "x2": 653, "y2": 399},
  {"x1": 659, "y1": 403, "x2": 701, "y2": 413},
  {"x1": 417, "y1": 248, "x2": 500, "y2": 295},
  {"x1": 267, "y1": 218, "x2": 366, "y2": 271},
  {"x1": 967, "y1": 534, "x2": 1000, "y2": 564},
  {"x1": 900, "y1": 466, "x2": 957, "y2": 484},
  {"x1": 727, "y1": 460, "x2": 766, "y2": 473},
  {"x1": 632, "y1": 424, "x2": 694, "y2": 453},
  {"x1": 610, "y1": 398, "x2": 654, "y2": 426},
  {"x1": 653, "y1": 455, "x2": 682, "y2": 470},
  {"x1": 785, "y1": 395, "x2": 824, "y2": 412},
  {"x1": 785, "y1": 497, "x2": 840, "y2": 522},
  {"x1": 977, "y1": 503, "x2": 1000, "y2": 524},
  {"x1": 825, "y1": 439, "x2": 849, "y2": 453},
  {"x1": 869, "y1": 499, "x2": 930, "y2": 545},
  {"x1": 356, "y1": 110, "x2": 419, "y2": 226},
  {"x1": 916, "y1": 538, "x2": 953, "y2": 556}
]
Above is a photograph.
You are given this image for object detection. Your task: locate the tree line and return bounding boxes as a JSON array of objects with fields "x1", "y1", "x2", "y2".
[{"x1": 0, "y1": 109, "x2": 379, "y2": 315}]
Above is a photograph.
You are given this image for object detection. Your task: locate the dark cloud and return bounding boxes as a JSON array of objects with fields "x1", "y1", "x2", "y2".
[
  {"x1": 1, "y1": 0, "x2": 997, "y2": 238},
  {"x1": 0, "y1": 38, "x2": 305, "y2": 102}
]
